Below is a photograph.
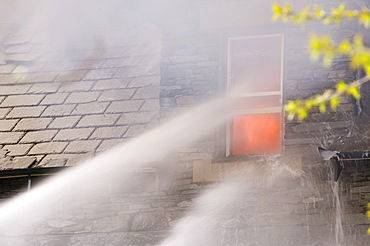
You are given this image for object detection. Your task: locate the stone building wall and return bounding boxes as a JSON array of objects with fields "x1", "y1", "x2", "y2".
[
  {"x1": 158, "y1": 0, "x2": 370, "y2": 245},
  {"x1": 0, "y1": 0, "x2": 369, "y2": 245}
]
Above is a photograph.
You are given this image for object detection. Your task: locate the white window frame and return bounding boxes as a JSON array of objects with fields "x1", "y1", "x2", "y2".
[{"x1": 226, "y1": 34, "x2": 284, "y2": 157}]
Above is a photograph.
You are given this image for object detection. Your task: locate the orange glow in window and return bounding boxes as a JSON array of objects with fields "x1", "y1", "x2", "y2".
[{"x1": 231, "y1": 113, "x2": 282, "y2": 155}]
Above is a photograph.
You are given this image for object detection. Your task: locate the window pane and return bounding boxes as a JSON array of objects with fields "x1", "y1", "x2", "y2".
[
  {"x1": 232, "y1": 95, "x2": 281, "y2": 109},
  {"x1": 229, "y1": 36, "x2": 281, "y2": 94},
  {"x1": 231, "y1": 113, "x2": 282, "y2": 155}
]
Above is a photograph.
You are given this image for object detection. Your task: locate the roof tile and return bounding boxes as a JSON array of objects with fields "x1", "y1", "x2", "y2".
[
  {"x1": 65, "y1": 91, "x2": 100, "y2": 104},
  {"x1": 28, "y1": 142, "x2": 68, "y2": 155},
  {"x1": 20, "y1": 130, "x2": 58, "y2": 143},
  {"x1": 55, "y1": 70, "x2": 87, "y2": 82},
  {"x1": 92, "y1": 78, "x2": 130, "y2": 90},
  {"x1": 0, "y1": 85, "x2": 31, "y2": 95},
  {"x1": 0, "y1": 132, "x2": 25, "y2": 144},
  {"x1": 90, "y1": 126, "x2": 128, "y2": 139},
  {"x1": 28, "y1": 83, "x2": 61, "y2": 94},
  {"x1": 0, "y1": 119, "x2": 19, "y2": 131},
  {"x1": 14, "y1": 118, "x2": 52, "y2": 131},
  {"x1": 42, "y1": 104, "x2": 76, "y2": 117},
  {"x1": 71, "y1": 102, "x2": 109, "y2": 115},
  {"x1": 105, "y1": 100, "x2": 142, "y2": 113},
  {"x1": 3, "y1": 144, "x2": 33, "y2": 156},
  {"x1": 0, "y1": 74, "x2": 19, "y2": 84},
  {"x1": 64, "y1": 140, "x2": 101, "y2": 153},
  {"x1": 48, "y1": 116, "x2": 80, "y2": 129},
  {"x1": 58, "y1": 81, "x2": 95, "y2": 92},
  {"x1": 98, "y1": 89, "x2": 136, "y2": 101},
  {"x1": 77, "y1": 114, "x2": 120, "y2": 127},
  {"x1": 6, "y1": 106, "x2": 46, "y2": 118},
  {"x1": 19, "y1": 72, "x2": 57, "y2": 83},
  {"x1": 84, "y1": 68, "x2": 118, "y2": 80},
  {"x1": 40, "y1": 93, "x2": 69, "y2": 105},
  {"x1": 54, "y1": 128, "x2": 94, "y2": 141},
  {"x1": 1, "y1": 94, "x2": 44, "y2": 107}
]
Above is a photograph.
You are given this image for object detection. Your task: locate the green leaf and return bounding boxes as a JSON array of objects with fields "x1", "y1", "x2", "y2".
[
  {"x1": 310, "y1": 51, "x2": 321, "y2": 61},
  {"x1": 298, "y1": 109, "x2": 308, "y2": 121},
  {"x1": 321, "y1": 35, "x2": 332, "y2": 47},
  {"x1": 332, "y1": 4, "x2": 345, "y2": 15},
  {"x1": 330, "y1": 97, "x2": 340, "y2": 110},
  {"x1": 283, "y1": 4, "x2": 293, "y2": 15},
  {"x1": 319, "y1": 102, "x2": 326, "y2": 113},
  {"x1": 347, "y1": 10, "x2": 358, "y2": 18},
  {"x1": 305, "y1": 99, "x2": 315, "y2": 109},
  {"x1": 350, "y1": 55, "x2": 361, "y2": 69},
  {"x1": 313, "y1": 5, "x2": 325, "y2": 18},
  {"x1": 272, "y1": 3, "x2": 283, "y2": 14},
  {"x1": 323, "y1": 54, "x2": 334, "y2": 67},
  {"x1": 364, "y1": 63, "x2": 370, "y2": 76},
  {"x1": 353, "y1": 34, "x2": 364, "y2": 47},
  {"x1": 272, "y1": 12, "x2": 281, "y2": 21},
  {"x1": 336, "y1": 81, "x2": 347, "y2": 92},
  {"x1": 284, "y1": 101, "x2": 297, "y2": 114},
  {"x1": 272, "y1": 3, "x2": 283, "y2": 13},
  {"x1": 338, "y1": 40, "x2": 351, "y2": 53},
  {"x1": 359, "y1": 13, "x2": 370, "y2": 28},
  {"x1": 347, "y1": 87, "x2": 361, "y2": 99},
  {"x1": 364, "y1": 20, "x2": 369, "y2": 29},
  {"x1": 324, "y1": 17, "x2": 334, "y2": 25}
]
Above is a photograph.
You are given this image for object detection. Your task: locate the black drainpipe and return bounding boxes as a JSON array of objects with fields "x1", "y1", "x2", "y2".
[{"x1": 318, "y1": 147, "x2": 370, "y2": 182}]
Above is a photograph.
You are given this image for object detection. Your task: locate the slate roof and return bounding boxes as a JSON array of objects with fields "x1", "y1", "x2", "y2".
[{"x1": 0, "y1": 21, "x2": 161, "y2": 171}]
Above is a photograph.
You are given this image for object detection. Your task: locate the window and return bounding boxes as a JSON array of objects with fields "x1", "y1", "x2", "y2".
[{"x1": 226, "y1": 34, "x2": 283, "y2": 156}]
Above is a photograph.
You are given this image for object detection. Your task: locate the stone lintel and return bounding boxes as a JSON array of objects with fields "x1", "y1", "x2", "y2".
[{"x1": 193, "y1": 155, "x2": 302, "y2": 182}]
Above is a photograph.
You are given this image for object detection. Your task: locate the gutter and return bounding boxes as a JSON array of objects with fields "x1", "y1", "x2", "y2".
[
  {"x1": 318, "y1": 147, "x2": 370, "y2": 182},
  {"x1": 0, "y1": 167, "x2": 68, "y2": 179}
]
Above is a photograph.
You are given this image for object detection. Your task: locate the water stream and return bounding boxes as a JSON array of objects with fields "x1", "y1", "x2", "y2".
[
  {"x1": 332, "y1": 181, "x2": 344, "y2": 245},
  {"x1": 0, "y1": 97, "x2": 227, "y2": 237},
  {"x1": 160, "y1": 160, "x2": 302, "y2": 246},
  {"x1": 0, "y1": 97, "x2": 353, "y2": 245}
]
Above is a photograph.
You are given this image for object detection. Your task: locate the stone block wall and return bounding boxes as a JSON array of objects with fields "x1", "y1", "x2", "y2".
[
  {"x1": 158, "y1": 0, "x2": 370, "y2": 245},
  {"x1": 0, "y1": 176, "x2": 28, "y2": 199},
  {"x1": 0, "y1": 0, "x2": 369, "y2": 245}
]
